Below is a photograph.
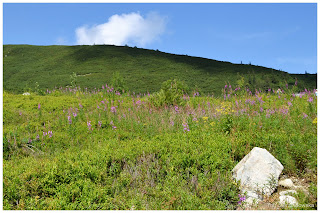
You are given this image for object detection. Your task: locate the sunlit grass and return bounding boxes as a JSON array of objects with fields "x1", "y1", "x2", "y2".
[{"x1": 3, "y1": 85, "x2": 317, "y2": 210}]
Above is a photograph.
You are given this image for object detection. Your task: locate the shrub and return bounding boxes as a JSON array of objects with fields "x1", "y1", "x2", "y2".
[
  {"x1": 111, "y1": 71, "x2": 127, "y2": 93},
  {"x1": 149, "y1": 79, "x2": 189, "y2": 107}
]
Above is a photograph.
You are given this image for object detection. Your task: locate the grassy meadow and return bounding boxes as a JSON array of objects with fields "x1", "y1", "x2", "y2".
[{"x1": 3, "y1": 82, "x2": 317, "y2": 210}]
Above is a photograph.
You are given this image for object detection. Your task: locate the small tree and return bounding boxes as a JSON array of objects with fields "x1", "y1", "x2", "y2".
[
  {"x1": 70, "y1": 72, "x2": 77, "y2": 88},
  {"x1": 149, "y1": 79, "x2": 189, "y2": 107},
  {"x1": 111, "y1": 71, "x2": 127, "y2": 93},
  {"x1": 34, "y1": 82, "x2": 44, "y2": 95}
]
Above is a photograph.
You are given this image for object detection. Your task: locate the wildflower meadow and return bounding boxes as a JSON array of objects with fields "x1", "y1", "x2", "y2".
[{"x1": 3, "y1": 82, "x2": 317, "y2": 210}]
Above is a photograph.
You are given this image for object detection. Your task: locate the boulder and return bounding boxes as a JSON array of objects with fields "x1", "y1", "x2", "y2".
[
  {"x1": 279, "y1": 190, "x2": 297, "y2": 196},
  {"x1": 232, "y1": 147, "x2": 284, "y2": 201},
  {"x1": 279, "y1": 195, "x2": 298, "y2": 206},
  {"x1": 278, "y1": 179, "x2": 294, "y2": 188}
]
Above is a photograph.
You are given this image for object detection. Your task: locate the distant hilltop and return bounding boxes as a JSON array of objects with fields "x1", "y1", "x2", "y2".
[{"x1": 3, "y1": 44, "x2": 317, "y2": 95}]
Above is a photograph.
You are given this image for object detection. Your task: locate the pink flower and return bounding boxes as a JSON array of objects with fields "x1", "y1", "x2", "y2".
[
  {"x1": 174, "y1": 106, "x2": 179, "y2": 113},
  {"x1": 111, "y1": 106, "x2": 116, "y2": 113},
  {"x1": 48, "y1": 131, "x2": 53, "y2": 138},
  {"x1": 182, "y1": 122, "x2": 190, "y2": 132},
  {"x1": 303, "y1": 113, "x2": 308, "y2": 119},
  {"x1": 87, "y1": 121, "x2": 92, "y2": 131}
]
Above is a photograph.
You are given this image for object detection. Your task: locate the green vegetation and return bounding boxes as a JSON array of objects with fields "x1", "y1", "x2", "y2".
[
  {"x1": 149, "y1": 79, "x2": 189, "y2": 106},
  {"x1": 3, "y1": 45, "x2": 317, "y2": 94},
  {"x1": 3, "y1": 83, "x2": 317, "y2": 210},
  {"x1": 3, "y1": 44, "x2": 317, "y2": 210}
]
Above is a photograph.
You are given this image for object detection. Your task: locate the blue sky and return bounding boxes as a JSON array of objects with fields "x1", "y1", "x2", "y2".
[{"x1": 3, "y1": 3, "x2": 317, "y2": 74}]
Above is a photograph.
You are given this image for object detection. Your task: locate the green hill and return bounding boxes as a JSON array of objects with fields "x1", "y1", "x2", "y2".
[{"x1": 3, "y1": 44, "x2": 317, "y2": 94}]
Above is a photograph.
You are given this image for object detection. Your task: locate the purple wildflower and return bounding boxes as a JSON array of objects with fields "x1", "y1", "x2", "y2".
[
  {"x1": 136, "y1": 99, "x2": 141, "y2": 106},
  {"x1": 48, "y1": 131, "x2": 53, "y2": 138},
  {"x1": 38, "y1": 103, "x2": 41, "y2": 110},
  {"x1": 98, "y1": 121, "x2": 102, "y2": 128},
  {"x1": 174, "y1": 106, "x2": 179, "y2": 113},
  {"x1": 111, "y1": 106, "x2": 116, "y2": 113},
  {"x1": 303, "y1": 113, "x2": 308, "y2": 119},
  {"x1": 238, "y1": 194, "x2": 246, "y2": 205},
  {"x1": 68, "y1": 116, "x2": 72, "y2": 124},
  {"x1": 308, "y1": 97, "x2": 313, "y2": 102},
  {"x1": 73, "y1": 112, "x2": 77, "y2": 117},
  {"x1": 87, "y1": 121, "x2": 92, "y2": 131},
  {"x1": 110, "y1": 121, "x2": 117, "y2": 130},
  {"x1": 182, "y1": 122, "x2": 190, "y2": 132},
  {"x1": 280, "y1": 107, "x2": 289, "y2": 115}
]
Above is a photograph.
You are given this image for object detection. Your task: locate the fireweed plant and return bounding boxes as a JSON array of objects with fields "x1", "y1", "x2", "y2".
[{"x1": 3, "y1": 83, "x2": 317, "y2": 210}]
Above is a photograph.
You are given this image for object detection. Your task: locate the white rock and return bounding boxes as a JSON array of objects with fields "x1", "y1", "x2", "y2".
[
  {"x1": 279, "y1": 190, "x2": 297, "y2": 196},
  {"x1": 279, "y1": 195, "x2": 298, "y2": 206},
  {"x1": 232, "y1": 147, "x2": 284, "y2": 200},
  {"x1": 244, "y1": 196, "x2": 260, "y2": 206},
  {"x1": 279, "y1": 179, "x2": 295, "y2": 188}
]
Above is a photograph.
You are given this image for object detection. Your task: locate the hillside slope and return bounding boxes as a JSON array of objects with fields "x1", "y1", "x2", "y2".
[{"x1": 3, "y1": 45, "x2": 317, "y2": 94}]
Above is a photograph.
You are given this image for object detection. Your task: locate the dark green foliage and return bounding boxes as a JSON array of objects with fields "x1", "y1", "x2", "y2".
[
  {"x1": 3, "y1": 45, "x2": 317, "y2": 95},
  {"x1": 111, "y1": 71, "x2": 127, "y2": 93},
  {"x1": 149, "y1": 79, "x2": 189, "y2": 106}
]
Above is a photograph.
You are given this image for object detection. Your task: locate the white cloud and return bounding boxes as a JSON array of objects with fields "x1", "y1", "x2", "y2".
[{"x1": 75, "y1": 12, "x2": 167, "y2": 47}]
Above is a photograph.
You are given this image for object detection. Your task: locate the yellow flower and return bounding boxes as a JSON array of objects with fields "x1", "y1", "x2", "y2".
[
  {"x1": 312, "y1": 117, "x2": 317, "y2": 124},
  {"x1": 202, "y1": 117, "x2": 209, "y2": 120},
  {"x1": 210, "y1": 122, "x2": 215, "y2": 126}
]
